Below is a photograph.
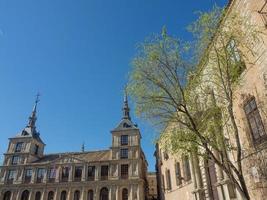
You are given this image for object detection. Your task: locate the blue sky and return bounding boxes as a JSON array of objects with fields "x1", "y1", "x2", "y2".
[{"x1": 0, "y1": 0, "x2": 227, "y2": 171}]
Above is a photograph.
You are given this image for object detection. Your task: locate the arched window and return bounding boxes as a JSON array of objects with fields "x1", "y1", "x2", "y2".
[
  {"x1": 47, "y1": 191, "x2": 54, "y2": 200},
  {"x1": 3, "y1": 191, "x2": 11, "y2": 200},
  {"x1": 60, "y1": 191, "x2": 67, "y2": 200},
  {"x1": 100, "y1": 187, "x2": 109, "y2": 200},
  {"x1": 74, "y1": 191, "x2": 80, "y2": 200},
  {"x1": 21, "y1": 190, "x2": 29, "y2": 200},
  {"x1": 122, "y1": 189, "x2": 128, "y2": 200},
  {"x1": 35, "y1": 192, "x2": 41, "y2": 200},
  {"x1": 87, "y1": 190, "x2": 94, "y2": 200}
]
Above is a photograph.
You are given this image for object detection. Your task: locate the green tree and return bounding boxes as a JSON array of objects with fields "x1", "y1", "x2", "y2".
[{"x1": 128, "y1": 6, "x2": 263, "y2": 200}]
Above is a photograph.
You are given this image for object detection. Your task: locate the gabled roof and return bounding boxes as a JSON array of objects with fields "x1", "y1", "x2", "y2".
[{"x1": 112, "y1": 118, "x2": 138, "y2": 132}]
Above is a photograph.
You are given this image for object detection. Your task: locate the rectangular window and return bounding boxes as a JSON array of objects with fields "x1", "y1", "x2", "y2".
[
  {"x1": 61, "y1": 166, "x2": 69, "y2": 182},
  {"x1": 120, "y1": 164, "x2": 129, "y2": 179},
  {"x1": 34, "y1": 145, "x2": 39, "y2": 155},
  {"x1": 11, "y1": 156, "x2": 20, "y2": 165},
  {"x1": 120, "y1": 148, "x2": 128, "y2": 159},
  {"x1": 183, "y1": 156, "x2": 191, "y2": 182},
  {"x1": 161, "y1": 175, "x2": 165, "y2": 191},
  {"x1": 24, "y1": 169, "x2": 32, "y2": 183},
  {"x1": 48, "y1": 167, "x2": 56, "y2": 182},
  {"x1": 166, "y1": 169, "x2": 172, "y2": 190},
  {"x1": 7, "y1": 170, "x2": 16, "y2": 183},
  {"x1": 37, "y1": 168, "x2": 45, "y2": 183},
  {"x1": 244, "y1": 97, "x2": 266, "y2": 144},
  {"x1": 121, "y1": 135, "x2": 128, "y2": 145},
  {"x1": 74, "y1": 166, "x2": 83, "y2": 181},
  {"x1": 15, "y1": 142, "x2": 23, "y2": 152},
  {"x1": 87, "y1": 166, "x2": 95, "y2": 181},
  {"x1": 175, "y1": 162, "x2": 182, "y2": 186},
  {"x1": 101, "y1": 165, "x2": 109, "y2": 180}
]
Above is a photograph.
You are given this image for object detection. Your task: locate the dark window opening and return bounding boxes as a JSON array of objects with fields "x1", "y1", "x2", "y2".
[
  {"x1": 101, "y1": 165, "x2": 109, "y2": 180},
  {"x1": 15, "y1": 142, "x2": 23, "y2": 152},
  {"x1": 12, "y1": 156, "x2": 19, "y2": 165},
  {"x1": 120, "y1": 164, "x2": 129, "y2": 179},
  {"x1": 183, "y1": 156, "x2": 191, "y2": 182},
  {"x1": 120, "y1": 148, "x2": 128, "y2": 159},
  {"x1": 121, "y1": 135, "x2": 128, "y2": 145},
  {"x1": 37, "y1": 168, "x2": 45, "y2": 183},
  {"x1": 24, "y1": 169, "x2": 32, "y2": 183},
  {"x1": 61, "y1": 167, "x2": 69, "y2": 182},
  {"x1": 87, "y1": 166, "x2": 95, "y2": 181},
  {"x1": 74, "y1": 167, "x2": 83, "y2": 181}
]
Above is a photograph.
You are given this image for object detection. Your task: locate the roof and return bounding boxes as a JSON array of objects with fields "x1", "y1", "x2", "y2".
[
  {"x1": 32, "y1": 150, "x2": 111, "y2": 164},
  {"x1": 112, "y1": 118, "x2": 139, "y2": 132}
]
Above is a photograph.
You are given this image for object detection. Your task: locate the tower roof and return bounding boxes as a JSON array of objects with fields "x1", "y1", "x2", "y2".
[{"x1": 13, "y1": 94, "x2": 44, "y2": 144}]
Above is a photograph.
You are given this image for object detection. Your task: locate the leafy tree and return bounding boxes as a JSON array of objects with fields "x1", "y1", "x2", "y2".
[{"x1": 128, "y1": 6, "x2": 263, "y2": 200}]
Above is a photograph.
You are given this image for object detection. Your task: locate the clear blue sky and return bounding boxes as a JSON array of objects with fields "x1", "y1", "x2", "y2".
[{"x1": 0, "y1": 0, "x2": 227, "y2": 171}]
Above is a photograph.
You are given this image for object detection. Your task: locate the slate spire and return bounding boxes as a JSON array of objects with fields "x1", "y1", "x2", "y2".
[
  {"x1": 122, "y1": 90, "x2": 131, "y2": 121},
  {"x1": 27, "y1": 93, "x2": 40, "y2": 129}
]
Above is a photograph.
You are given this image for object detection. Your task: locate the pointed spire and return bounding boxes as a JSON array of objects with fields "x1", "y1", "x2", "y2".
[
  {"x1": 122, "y1": 89, "x2": 131, "y2": 121},
  {"x1": 27, "y1": 93, "x2": 40, "y2": 129},
  {"x1": 81, "y1": 142, "x2": 85, "y2": 152}
]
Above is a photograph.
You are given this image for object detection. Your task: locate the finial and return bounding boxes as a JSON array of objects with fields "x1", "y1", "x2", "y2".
[
  {"x1": 122, "y1": 88, "x2": 131, "y2": 121},
  {"x1": 27, "y1": 93, "x2": 40, "y2": 129},
  {"x1": 81, "y1": 142, "x2": 85, "y2": 152}
]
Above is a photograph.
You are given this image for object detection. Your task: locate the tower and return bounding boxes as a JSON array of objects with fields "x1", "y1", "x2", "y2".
[{"x1": 3, "y1": 95, "x2": 45, "y2": 167}]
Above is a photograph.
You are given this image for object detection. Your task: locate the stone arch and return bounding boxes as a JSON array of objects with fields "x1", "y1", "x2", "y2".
[
  {"x1": 60, "y1": 191, "x2": 67, "y2": 200},
  {"x1": 47, "y1": 191, "x2": 54, "y2": 200},
  {"x1": 35, "y1": 192, "x2": 41, "y2": 200},
  {"x1": 21, "y1": 190, "x2": 30, "y2": 200},
  {"x1": 122, "y1": 188, "x2": 128, "y2": 200},
  {"x1": 3, "y1": 191, "x2": 11, "y2": 200},
  {"x1": 87, "y1": 190, "x2": 94, "y2": 200},
  {"x1": 100, "y1": 187, "x2": 109, "y2": 200},
  {"x1": 73, "y1": 190, "x2": 80, "y2": 200}
]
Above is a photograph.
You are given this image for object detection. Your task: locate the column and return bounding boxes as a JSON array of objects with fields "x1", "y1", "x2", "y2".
[
  {"x1": 95, "y1": 165, "x2": 99, "y2": 181},
  {"x1": 16, "y1": 190, "x2": 21, "y2": 200},
  {"x1": 54, "y1": 188, "x2": 59, "y2": 200},
  {"x1": 95, "y1": 187, "x2": 99, "y2": 200},
  {"x1": 29, "y1": 189, "x2": 34, "y2": 200},
  {"x1": 56, "y1": 166, "x2": 61, "y2": 183},
  {"x1": 81, "y1": 187, "x2": 86, "y2": 200},
  {"x1": 67, "y1": 189, "x2": 72, "y2": 200},
  {"x1": 31, "y1": 168, "x2": 37, "y2": 184},
  {"x1": 82, "y1": 164, "x2": 86, "y2": 181},
  {"x1": 41, "y1": 189, "x2": 46, "y2": 200},
  {"x1": 68, "y1": 165, "x2": 73, "y2": 182}
]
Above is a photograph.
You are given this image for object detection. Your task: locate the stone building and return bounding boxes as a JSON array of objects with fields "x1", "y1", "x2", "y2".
[
  {"x1": 0, "y1": 95, "x2": 148, "y2": 200},
  {"x1": 146, "y1": 172, "x2": 157, "y2": 200},
  {"x1": 155, "y1": 0, "x2": 267, "y2": 200}
]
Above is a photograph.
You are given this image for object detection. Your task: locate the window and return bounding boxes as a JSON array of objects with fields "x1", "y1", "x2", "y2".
[
  {"x1": 175, "y1": 162, "x2": 182, "y2": 186},
  {"x1": 120, "y1": 164, "x2": 129, "y2": 179},
  {"x1": 121, "y1": 135, "x2": 128, "y2": 145},
  {"x1": 21, "y1": 190, "x2": 29, "y2": 200},
  {"x1": 88, "y1": 190, "x2": 94, "y2": 200},
  {"x1": 120, "y1": 148, "x2": 128, "y2": 159},
  {"x1": 163, "y1": 152, "x2": 169, "y2": 160},
  {"x1": 183, "y1": 156, "x2": 191, "y2": 182},
  {"x1": 73, "y1": 191, "x2": 80, "y2": 200},
  {"x1": 35, "y1": 192, "x2": 41, "y2": 200},
  {"x1": 12, "y1": 156, "x2": 20, "y2": 165},
  {"x1": 227, "y1": 39, "x2": 246, "y2": 81},
  {"x1": 74, "y1": 166, "x2": 82, "y2": 181},
  {"x1": 166, "y1": 169, "x2": 172, "y2": 190},
  {"x1": 7, "y1": 170, "x2": 16, "y2": 183},
  {"x1": 60, "y1": 191, "x2": 67, "y2": 200},
  {"x1": 24, "y1": 169, "x2": 32, "y2": 183},
  {"x1": 100, "y1": 187, "x2": 109, "y2": 200},
  {"x1": 87, "y1": 166, "x2": 95, "y2": 181},
  {"x1": 61, "y1": 167, "x2": 69, "y2": 182},
  {"x1": 48, "y1": 168, "x2": 56, "y2": 182},
  {"x1": 3, "y1": 191, "x2": 11, "y2": 200},
  {"x1": 101, "y1": 165, "x2": 109, "y2": 180},
  {"x1": 161, "y1": 175, "x2": 165, "y2": 191},
  {"x1": 244, "y1": 97, "x2": 266, "y2": 144},
  {"x1": 47, "y1": 191, "x2": 54, "y2": 200},
  {"x1": 34, "y1": 145, "x2": 39, "y2": 155},
  {"x1": 15, "y1": 142, "x2": 23, "y2": 152},
  {"x1": 259, "y1": 0, "x2": 267, "y2": 27},
  {"x1": 37, "y1": 168, "x2": 45, "y2": 183},
  {"x1": 122, "y1": 188, "x2": 128, "y2": 200}
]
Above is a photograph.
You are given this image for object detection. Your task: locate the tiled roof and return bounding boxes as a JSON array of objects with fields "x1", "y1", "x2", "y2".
[{"x1": 32, "y1": 150, "x2": 111, "y2": 164}]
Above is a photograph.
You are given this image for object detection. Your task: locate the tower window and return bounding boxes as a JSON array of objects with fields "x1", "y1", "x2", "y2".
[
  {"x1": 121, "y1": 135, "x2": 128, "y2": 145},
  {"x1": 87, "y1": 166, "x2": 95, "y2": 181},
  {"x1": 34, "y1": 145, "x2": 39, "y2": 155},
  {"x1": 120, "y1": 148, "x2": 128, "y2": 159},
  {"x1": 120, "y1": 164, "x2": 129, "y2": 179},
  {"x1": 11, "y1": 156, "x2": 20, "y2": 165},
  {"x1": 15, "y1": 142, "x2": 23, "y2": 152},
  {"x1": 74, "y1": 166, "x2": 83, "y2": 181},
  {"x1": 24, "y1": 169, "x2": 32, "y2": 183},
  {"x1": 100, "y1": 165, "x2": 109, "y2": 180}
]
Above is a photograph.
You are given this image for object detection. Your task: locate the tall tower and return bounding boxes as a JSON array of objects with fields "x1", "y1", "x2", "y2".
[{"x1": 3, "y1": 95, "x2": 45, "y2": 167}]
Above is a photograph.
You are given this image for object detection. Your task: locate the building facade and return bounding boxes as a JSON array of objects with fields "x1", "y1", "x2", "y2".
[
  {"x1": 155, "y1": 0, "x2": 267, "y2": 200},
  {"x1": 146, "y1": 172, "x2": 157, "y2": 200},
  {"x1": 0, "y1": 95, "x2": 148, "y2": 200}
]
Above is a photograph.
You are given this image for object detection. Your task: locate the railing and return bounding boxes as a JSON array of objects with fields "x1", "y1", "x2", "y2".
[
  {"x1": 48, "y1": 178, "x2": 55, "y2": 183},
  {"x1": 100, "y1": 175, "x2": 108, "y2": 180},
  {"x1": 61, "y1": 177, "x2": 69, "y2": 182},
  {"x1": 87, "y1": 176, "x2": 95, "y2": 181},
  {"x1": 74, "y1": 176, "x2": 81, "y2": 182}
]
